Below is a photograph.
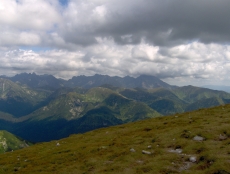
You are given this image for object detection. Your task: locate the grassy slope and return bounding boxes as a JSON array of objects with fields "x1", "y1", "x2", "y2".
[
  {"x1": 173, "y1": 86, "x2": 230, "y2": 103},
  {"x1": 0, "y1": 130, "x2": 30, "y2": 153},
  {"x1": 0, "y1": 105, "x2": 229, "y2": 173}
]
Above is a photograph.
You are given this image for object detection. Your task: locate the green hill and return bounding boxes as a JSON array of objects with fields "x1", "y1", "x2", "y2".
[
  {"x1": 173, "y1": 85, "x2": 230, "y2": 103},
  {"x1": 0, "y1": 104, "x2": 229, "y2": 173},
  {"x1": 6, "y1": 87, "x2": 160, "y2": 142},
  {"x1": 0, "y1": 130, "x2": 30, "y2": 153}
]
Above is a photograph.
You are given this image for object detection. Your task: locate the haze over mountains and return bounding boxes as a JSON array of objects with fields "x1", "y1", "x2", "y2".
[{"x1": 1, "y1": 73, "x2": 230, "y2": 142}]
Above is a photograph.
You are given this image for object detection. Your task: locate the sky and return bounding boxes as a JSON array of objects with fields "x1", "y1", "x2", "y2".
[{"x1": 1, "y1": 0, "x2": 230, "y2": 86}]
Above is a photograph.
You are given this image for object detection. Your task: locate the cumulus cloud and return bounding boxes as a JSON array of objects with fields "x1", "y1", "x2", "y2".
[
  {"x1": 1, "y1": 0, "x2": 230, "y2": 86},
  {"x1": 1, "y1": 39, "x2": 230, "y2": 86}
]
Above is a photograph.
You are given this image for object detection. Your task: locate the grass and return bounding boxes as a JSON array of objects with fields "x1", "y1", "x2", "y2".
[{"x1": 0, "y1": 104, "x2": 230, "y2": 173}]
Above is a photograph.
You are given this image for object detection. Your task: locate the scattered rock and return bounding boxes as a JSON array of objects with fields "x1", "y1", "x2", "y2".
[
  {"x1": 136, "y1": 160, "x2": 144, "y2": 164},
  {"x1": 100, "y1": 146, "x2": 107, "y2": 149},
  {"x1": 142, "y1": 150, "x2": 152, "y2": 155},
  {"x1": 56, "y1": 142, "x2": 60, "y2": 146},
  {"x1": 104, "y1": 160, "x2": 113, "y2": 164},
  {"x1": 219, "y1": 134, "x2": 227, "y2": 141},
  {"x1": 147, "y1": 145, "x2": 152, "y2": 149},
  {"x1": 168, "y1": 148, "x2": 183, "y2": 154},
  {"x1": 193, "y1": 135, "x2": 205, "y2": 141},
  {"x1": 179, "y1": 162, "x2": 192, "y2": 171},
  {"x1": 189, "y1": 156, "x2": 197, "y2": 163},
  {"x1": 130, "y1": 148, "x2": 136, "y2": 152}
]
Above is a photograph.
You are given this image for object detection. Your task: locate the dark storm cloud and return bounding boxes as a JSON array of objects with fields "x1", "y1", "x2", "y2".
[{"x1": 61, "y1": 0, "x2": 230, "y2": 47}]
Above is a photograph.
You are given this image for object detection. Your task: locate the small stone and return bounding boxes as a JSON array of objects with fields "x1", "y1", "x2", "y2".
[
  {"x1": 142, "y1": 150, "x2": 152, "y2": 155},
  {"x1": 168, "y1": 148, "x2": 183, "y2": 154},
  {"x1": 130, "y1": 148, "x2": 136, "y2": 152},
  {"x1": 219, "y1": 134, "x2": 227, "y2": 141},
  {"x1": 193, "y1": 135, "x2": 204, "y2": 141},
  {"x1": 189, "y1": 156, "x2": 197, "y2": 163},
  {"x1": 147, "y1": 145, "x2": 152, "y2": 149},
  {"x1": 56, "y1": 142, "x2": 60, "y2": 146},
  {"x1": 100, "y1": 146, "x2": 107, "y2": 149},
  {"x1": 176, "y1": 149, "x2": 182, "y2": 153}
]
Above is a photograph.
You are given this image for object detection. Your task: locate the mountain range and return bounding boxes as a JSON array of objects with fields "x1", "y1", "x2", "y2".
[
  {"x1": 0, "y1": 73, "x2": 230, "y2": 142},
  {"x1": 1, "y1": 73, "x2": 175, "y2": 90}
]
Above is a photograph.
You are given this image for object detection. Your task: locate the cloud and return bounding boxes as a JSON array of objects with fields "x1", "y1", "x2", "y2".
[
  {"x1": 1, "y1": 0, "x2": 230, "y2": 86},
  {"x1": 58, "y1": 0, "x2": 230, "y2": 47},
  {"x1": 0, "y1": 0, "x2": 61, "y2": 47},
  {"x1": 1, "y1": 40, "x2": 230, "y2": 86}
]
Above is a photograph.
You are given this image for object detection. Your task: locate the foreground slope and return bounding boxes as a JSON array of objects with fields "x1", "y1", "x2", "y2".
[{"x1": 0, "y1": 105, "x2": 230, "y2": 173}]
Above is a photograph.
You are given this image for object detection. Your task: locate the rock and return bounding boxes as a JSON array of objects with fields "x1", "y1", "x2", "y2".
[
  {"x1": 142, "y1": 150, "x2": 152, "y2": 155},
  {"x1": 193, "y1": 135, "x2": 204, "y2": 141},
  {"x1": 56, "y1": 142, "x2": 60, "y2": 146},
  {"x1": 130, "y1": 148, "x2": 136, "y2": 152},
  {"x1": 168, "y1": 148, "x2": 183, "y2": 154},
  {"x1": 147, "y1": 145, "x2": 152, "y2": 149},
  {"x1": 189, "y1": 156, "x2": 197, "y2": 163},
  {"x1": 100, "y1": 146, "x2": 107, "y2": 149},
  {"x1": 176, "y1": 148, "x2": 183, "y2": 153},
  {"x1": 219, "y1": 134, "x2": 227, "y2": 141}
]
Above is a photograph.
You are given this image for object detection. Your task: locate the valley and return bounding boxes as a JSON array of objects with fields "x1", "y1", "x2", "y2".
[{"x1": 0, "y1": 74, "x2": 230, "y2": 142}]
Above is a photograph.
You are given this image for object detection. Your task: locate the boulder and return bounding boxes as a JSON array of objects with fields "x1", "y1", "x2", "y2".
[
  {"x1": 189, "y1": 156, "x2": 197, "y2": 163},
  {"x1": 193, "y1": 135, "x2": 204, "y2": 141},
  {"x1": 219, "y1": 134, "x2": 227, "y2": 141},
  {"x1": 130, "y1": 148, "x2": 136, "y2": 152},
  {"x1": 142, "y1": 150, "x2": 152, "y2": 155}
]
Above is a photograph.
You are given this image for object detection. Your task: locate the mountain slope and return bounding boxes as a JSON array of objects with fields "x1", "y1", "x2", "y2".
[
  {"x1": 0, "y1": 78, "x2": 50, "y2": 117},
  {"x1": 120, "y1": 88, "x2": 186, "y2": 115},
  {"x1": 0, "y1": 130, "x2": 30, "y2": 153},
  {"x1": 0, "y1": 104, "x2": 229, "y2": 173},
  {"x1": 6, "y1": 87, "x2": 160, "y2": 142},
  {"x1": 173, "y1": 85, "x2": 230, "y2": 103}
]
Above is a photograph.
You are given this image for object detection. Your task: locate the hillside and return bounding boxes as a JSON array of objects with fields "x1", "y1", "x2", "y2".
[
  {"x1": 0, "y1": 130, "x2": 30, "y2": 153},
  {"x1": 0, "y1": 78, "x2": 50, "y2": 117},
  {"x1": 1, "y1": 79, "x2": 230, "y2": 142},
  {"x1": 11, "y1": 88, "x2": 160, "y2": 142},
  {"x1": 0, "y1": 104, "x2": 229, "y2": 173}
]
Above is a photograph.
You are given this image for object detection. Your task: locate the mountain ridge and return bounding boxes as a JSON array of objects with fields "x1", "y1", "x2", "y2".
[
  {"x1": 0, "y1": 75, "x2": 230, "y2": 142},
  {"x1": 1, "y1": 73, "x2": 176, "y2": 90}
]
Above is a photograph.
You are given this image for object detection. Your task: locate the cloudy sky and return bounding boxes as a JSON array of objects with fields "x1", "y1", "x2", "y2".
[{"x1": 1, "y1": 0, "x2": 230, "y2": 86}]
